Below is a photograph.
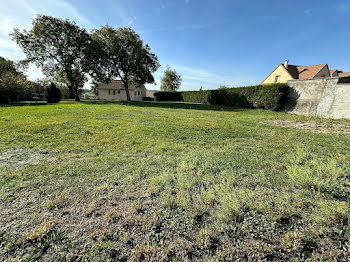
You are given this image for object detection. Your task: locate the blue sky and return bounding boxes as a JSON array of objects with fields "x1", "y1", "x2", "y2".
[{"x1": 0, "y1": 0, "x2": 350, "y2": 90}]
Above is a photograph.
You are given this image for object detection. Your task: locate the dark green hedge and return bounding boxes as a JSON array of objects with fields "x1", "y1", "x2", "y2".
[
  {"x1": 182, "y1": 90, "x2": 210, "y2": 103},
  {"x1": 154, "y1": 91, "x2": 183, "y2": 101},
  {"x1": 181, "y1": 83, "x2": 288, "y2": 110}
]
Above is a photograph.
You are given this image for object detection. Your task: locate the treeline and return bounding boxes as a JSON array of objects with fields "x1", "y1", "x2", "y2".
[
  {"x1": 0, "y1": 56, "x2": 44, "y2": 103},
  {"x1": 0, "y1": 56, "x2": 73, "y2": 103},
  {"x1": 10, "y1": 14, "x2": 159, "y2": 102},
  {"x1": 154, "y1": 83, "x2": 289, "y2": 111}
]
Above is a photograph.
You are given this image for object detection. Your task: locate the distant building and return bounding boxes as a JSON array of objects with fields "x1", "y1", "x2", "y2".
[
  {"x1": 146, "y1": 90, "x2": 159, "y2": 98},
  {"x1": 97, "y1": 80, "x2": 147, "y2": 101},
  {"x1": 261, "y1": 60, "x2": 350, "y2": 84}
]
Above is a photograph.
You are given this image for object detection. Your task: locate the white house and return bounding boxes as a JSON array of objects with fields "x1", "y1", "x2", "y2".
[{"x1": 97, "y1": 80, "x2": 147, "y2": 101}]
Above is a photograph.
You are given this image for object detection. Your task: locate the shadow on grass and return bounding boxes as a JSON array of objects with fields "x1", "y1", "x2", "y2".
[
  {"x1": 1, "y1": 100, "x2": 251, "y2": 113},
  {"x1": 81, "y1": 100, "x2": 249, "y2": 112},
  {"x1": 0, "y1": 100, "x2": 80, "y2": 107},
  {"x1": 0, "y1": 101, "x2": 49, "y2": 107}
]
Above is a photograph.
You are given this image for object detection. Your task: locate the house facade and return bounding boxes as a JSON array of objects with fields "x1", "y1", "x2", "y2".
[
  {"x1": 97, "y1": 80, "x2": 147, "y2": 101},
  {"x1": 261, "y1": 60, "x2": 350, "y2": 84}
]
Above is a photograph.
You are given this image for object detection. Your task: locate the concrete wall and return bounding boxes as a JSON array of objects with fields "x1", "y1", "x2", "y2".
[
  {"x1": 283, "y1": 77, "x2": 350, "y2": 120},
  {"x1": 98, "y1": 89, "x2": 146, "y2": 101},
  {"x1": 262, "y1": 64, "x2": 294, "y2": 84}
]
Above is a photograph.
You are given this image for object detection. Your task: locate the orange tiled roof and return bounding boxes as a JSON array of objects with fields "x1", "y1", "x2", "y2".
[
  {"x1": 338, "y1": 72, "x2": 350, "y2": 77},
  {"x1": 286, "y1": 64, "x2": 328, "y2": 79}
]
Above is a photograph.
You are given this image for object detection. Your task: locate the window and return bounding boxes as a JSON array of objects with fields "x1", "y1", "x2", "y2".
[
  {"x1": 113, "y1": 90, "x2": 116, "y2": 95},
  {"x1": 275, "y1": 75, "x2": 281, "y2": 83},
  {"x1": 118, "y1": 90, "x2": 120, "y2": 94},
  {"x1": 108, "y1": 90, "x2": 111, "y2": 95}
]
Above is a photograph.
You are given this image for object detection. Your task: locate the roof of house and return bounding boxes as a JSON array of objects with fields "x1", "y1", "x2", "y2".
[
  {"x1": 330, "y1": 69, "x2": 337, "y2": 75},
  {"x1": 338, "y1": 72, "x2": 350, "y2": 77},
  {"x1": 97, "y1": 80, "x2": 146, "y2": 90},
  {"x1": 286, "y1": 64, "x2": 328, "y2": 79}
]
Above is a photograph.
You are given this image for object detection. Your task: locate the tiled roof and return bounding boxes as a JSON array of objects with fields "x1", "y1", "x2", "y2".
[
  {"x1": 286, "y1": 64, "x2": 327, "y2": 79},
  {"x1": 338, "y1": 72, "x2": 350, "y2": 77},
  {"x1": 97, "y1": 80, "x2": 145, "y2": 90}
]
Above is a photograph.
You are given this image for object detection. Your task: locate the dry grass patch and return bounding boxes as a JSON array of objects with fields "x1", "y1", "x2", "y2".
[{"x1": 262, "y1": 119, "x2": 350, "y2": 138}]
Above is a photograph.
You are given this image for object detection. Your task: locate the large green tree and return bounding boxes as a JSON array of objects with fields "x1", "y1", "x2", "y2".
[
  {"x1": 90, "y1": 26, "x2": 160, "y2": 101},
  {"x1": 0, "y1": 57, "x2": 27, "y2": 103},
  {"x1": 11, "y1": 15, "x2": 92, "y2": 101},
  {"x1": 52, "y1": 69, "x2": 87, "y2": 99},
  {"x1": 160, "y1": 65, "x2": 182, "y2": 91}
]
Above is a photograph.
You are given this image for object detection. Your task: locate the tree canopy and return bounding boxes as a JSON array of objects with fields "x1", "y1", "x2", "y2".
[
  {"x1": 0, "y1": 56, "x2": 22, "y2": 79},
  {"x1": 90, "y1": 26, "x2": 160, "y2": 100},
  {"x1": 0, "y1": 57, "x2": 48, "y2": 103},
  {"x1": 11, "y1": 15, "x2": 92, "y2": 101},
  {"x1": 160, "y1": 65, "x2": 182, "y2": 91}
]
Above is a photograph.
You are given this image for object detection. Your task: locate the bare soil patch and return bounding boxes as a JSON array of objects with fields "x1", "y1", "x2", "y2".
[
  {"x1": 262, "y1": 120, "x2": 350, "y2": 138},
  {"x1": 0, "y1": 148, "x2": 56, "y2": 170}
]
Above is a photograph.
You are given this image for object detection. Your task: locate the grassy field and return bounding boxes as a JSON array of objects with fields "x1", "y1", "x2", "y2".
[{"x1": 0, "y1": 101, "x2": 349, "y2": 261}]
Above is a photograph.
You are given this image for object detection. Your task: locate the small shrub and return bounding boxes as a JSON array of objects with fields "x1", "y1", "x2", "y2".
[
  {"x1": 154, "y1": 91, "x2": 183, "y2": 101},
  {"x1": 46, "y1": 82, "x2": 62, "y2": 103}
]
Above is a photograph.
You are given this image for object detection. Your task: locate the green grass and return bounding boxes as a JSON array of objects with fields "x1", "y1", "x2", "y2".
[{"x1": 0, "y1": 101, "x2": 349, "y2": 261}]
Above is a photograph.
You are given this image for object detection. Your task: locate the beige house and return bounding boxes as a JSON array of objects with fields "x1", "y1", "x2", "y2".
[
  {"x1": 97, "y1": 80, "x2": 147, "y2": 101},
  {"x1": 261, "y1": 60, "x2": 350, "y2": 84},
  {"x1": 262, "y1": 60, "x2": 330, "y2": 84}
]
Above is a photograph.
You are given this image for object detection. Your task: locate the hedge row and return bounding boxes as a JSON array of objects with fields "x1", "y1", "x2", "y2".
[
  {"x1": 182, "y1": 90, "x2": 210, "y2": 103},
  {"x1": 208, "y1": 84, "x2": 288, "y2": 110},
  {"x1": 154, "y1": 91, "x2": 183, "y2": 102},
  {"x1": 154, "y1": 83, "x2": 288, "y2": 111}
]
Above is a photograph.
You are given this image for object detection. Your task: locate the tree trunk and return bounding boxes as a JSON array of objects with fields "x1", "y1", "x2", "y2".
[
  {"x1": 124, "y1": 81, "x2": 131, "y2": 101},
  {"x1": 68, "y1": 86, "x2": 75, "y2": 99},
  {"x1": 73, "y1": 84, "x2": 80, "y2": 101}
]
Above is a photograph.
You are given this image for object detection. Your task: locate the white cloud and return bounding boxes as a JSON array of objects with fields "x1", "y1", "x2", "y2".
[
  {"x1": 0, "y1": 37, "x2": 20, "y2": 49},
  {"x1": 0, "y1": 18, "x2": 15, "y2": 36}
]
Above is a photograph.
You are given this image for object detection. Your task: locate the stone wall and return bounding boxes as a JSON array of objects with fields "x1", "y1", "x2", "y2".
[{"x1": 283, "y1": 77, "x2": 350, "y2": 120}]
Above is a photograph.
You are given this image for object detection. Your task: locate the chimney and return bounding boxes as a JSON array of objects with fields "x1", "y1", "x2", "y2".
[{"x1": 284, "y1": 59, "x2": 289, "y2": 69}]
